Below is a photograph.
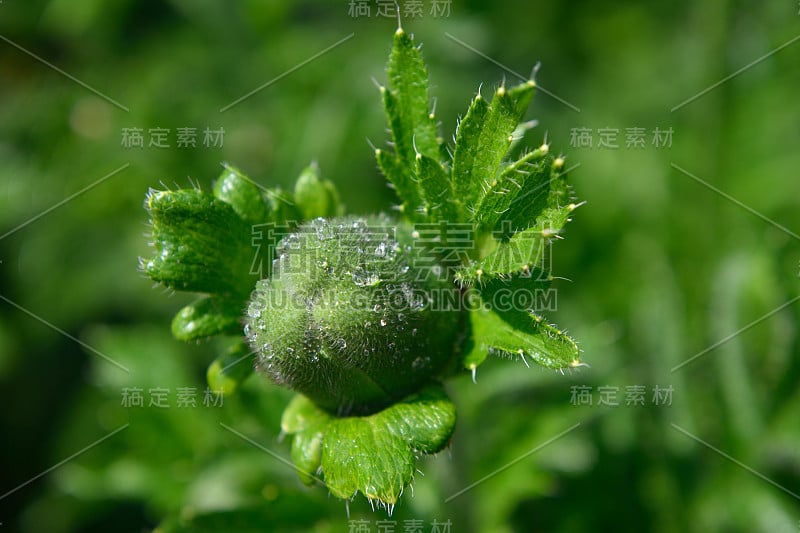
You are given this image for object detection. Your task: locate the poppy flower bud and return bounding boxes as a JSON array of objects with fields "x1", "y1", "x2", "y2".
[{"x1": 245, "y1": 216, "x2": 463, "y2": 415}]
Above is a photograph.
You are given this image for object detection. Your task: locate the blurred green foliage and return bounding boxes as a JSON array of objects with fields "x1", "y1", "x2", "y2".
[{"x1": 1, "y1": 1, "x2": 799, "y2": 532}]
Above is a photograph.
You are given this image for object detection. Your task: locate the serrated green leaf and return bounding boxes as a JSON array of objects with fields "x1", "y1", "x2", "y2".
[
  {"x1": 386, "y1": 28, "x2": 439, "y2": 163},
  {"x1": 457, "y1": 227, "x2": 552, "y2": 287},
  {"x1": 472, "y1": 146, "x2": 551, "y2": 233},
  {"x1": 322, "y1": 383, "x2": 455, "y2": 504},
  {"x1": 452, "y1": 81, "x2": 536, "y2": 212},
  {"x1": 451, "y1": 92, "x2": 488, "y2": 203},
  {"x1": 376, "y1": 147, "x2": 423, "y2": 219},
  {"x1": 464, "y1": 299, "x2": 581, "y2": 371},
  {"x1": 506, "y1": 80, "x2": 537, "y2": 116},
  {"x1": 501, "y1": 157, "x2": 573, "y2": 236},
  {"x1": 461, "y1": 335, "x2": 489, "y2": 372},
  {"x1": 282, "y1": 384, "x2": 455, "y2": 506},
  {"x1": 377, "y1": 384, "x2": 456, "y2": 454},
  {"x1": 541, "y1": 162, "x2": 577, "y2": 223},
  {"x1": 143, "y1": 189, "x2": 256, "y2": 297},
  {"x1": 323, "y1": 415, "x2": 413, "y2": 503},
  {"x1": 171, "y1": 296, "x2": 243, "y2": 342},
  {"x1": 206, "y1": 341, "x2": 255, "y2": 395},
  {"x1": 457, "y1": 163, "x2": 580, "y2": 286},
  {"x1": 378, "y1": 28, "x2": 443, "y2": 219},
  {"x1": 214, "y1": 164, "x2": 269, "y2": 224},
  {"x1": 293, "y1": 163, "x2": 340, "y2": 220},
  {"x1": 415, "y1": 153, "x2": 459, "y2": 222}
]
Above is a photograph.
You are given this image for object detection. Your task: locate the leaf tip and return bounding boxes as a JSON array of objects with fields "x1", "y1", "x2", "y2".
[
  {"x1": 569, "y1": 359, "x2": 589, "y2": 370},
  {"x1": 568, "y1": 200, "x2": 587, "y2": 212}
]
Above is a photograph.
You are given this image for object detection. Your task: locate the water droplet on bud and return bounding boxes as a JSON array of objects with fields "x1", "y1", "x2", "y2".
[{"x1": 352, "y1": 266, "x2": 380, "y2": 287}]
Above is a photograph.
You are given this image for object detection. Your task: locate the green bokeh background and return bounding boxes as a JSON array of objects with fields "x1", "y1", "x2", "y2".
[{"x1": 1, "y1": 1, "x2": 799, "y2": 532}]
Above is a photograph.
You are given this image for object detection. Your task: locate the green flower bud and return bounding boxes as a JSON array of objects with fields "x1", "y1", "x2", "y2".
[
  {"x1": 245, "y1": 216, "x2": 464, "y2": 416},
  {"x1": 293, "y1": 162, "x2": 340, "y2": 220}
]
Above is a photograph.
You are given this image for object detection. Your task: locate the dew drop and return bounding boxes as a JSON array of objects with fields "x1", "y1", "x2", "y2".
[{"x1": 352, "y1": 266, "x2": 380, "y2": 287}]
